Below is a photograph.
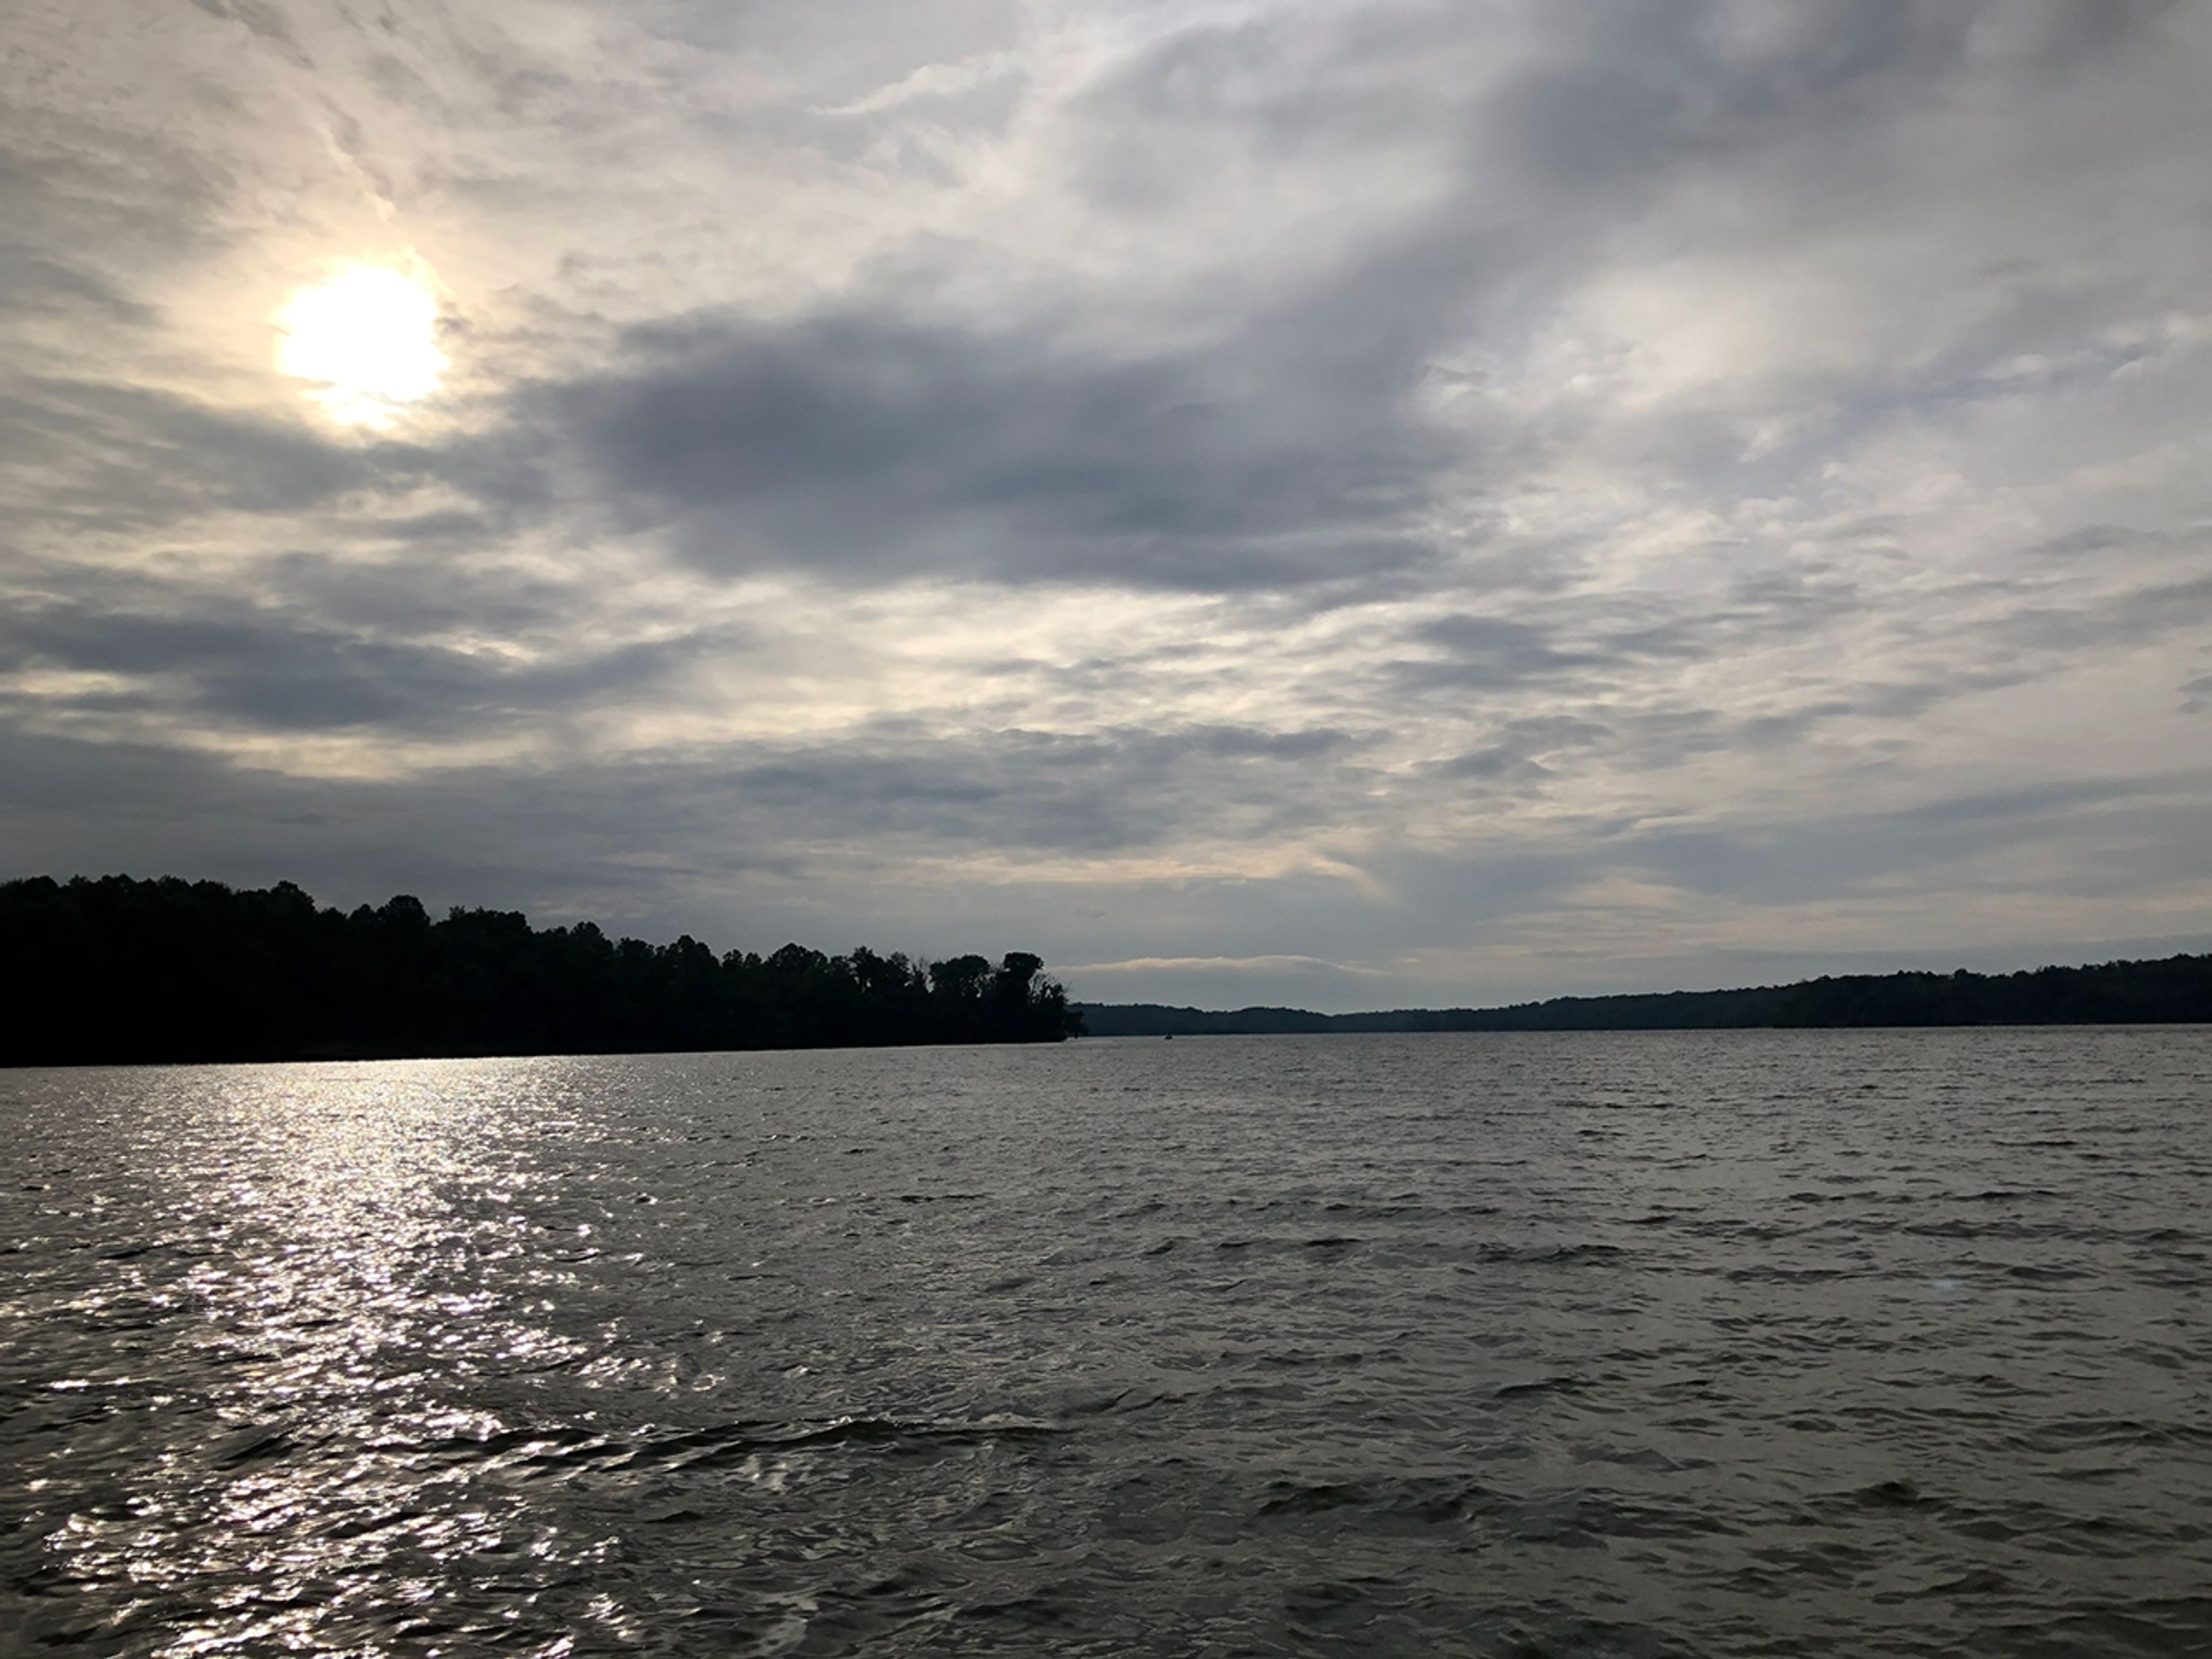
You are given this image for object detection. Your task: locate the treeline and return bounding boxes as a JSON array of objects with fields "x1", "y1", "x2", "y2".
[
  {"x1": 1078, "y1": 954, "x2": 2212, "y2": 1036},
  {"x1": 0, "y1": 874, "x2": 1081, "y2": 1067}
]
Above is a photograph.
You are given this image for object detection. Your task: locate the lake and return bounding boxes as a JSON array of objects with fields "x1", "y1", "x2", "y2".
[{"x1": 3, "y1": 1031, "x2": 2209, "y2": 1656}]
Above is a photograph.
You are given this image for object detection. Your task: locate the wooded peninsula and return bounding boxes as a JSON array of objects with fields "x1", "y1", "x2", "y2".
[{"x1": 0, "y1": 874, "x2": 1080, "y2": 1066}]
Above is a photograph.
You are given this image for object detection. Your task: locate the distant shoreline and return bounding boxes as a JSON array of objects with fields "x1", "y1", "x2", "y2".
[{"x1": 1075, "y1": 953, "x2": 2212, "y2": 1035}]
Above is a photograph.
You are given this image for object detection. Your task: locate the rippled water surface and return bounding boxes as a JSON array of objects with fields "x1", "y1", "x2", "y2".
[{"x1": 4, "y1": 1031, "x2": 2210, "y2": 1657}]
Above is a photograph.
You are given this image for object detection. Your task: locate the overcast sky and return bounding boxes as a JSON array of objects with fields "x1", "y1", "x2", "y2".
[{"x1": 5, "y1": 0, "x2": 2210, "y2": 1009}]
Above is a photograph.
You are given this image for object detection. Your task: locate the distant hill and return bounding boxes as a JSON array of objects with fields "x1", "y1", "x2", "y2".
[{"x1": 1076, "y1": 954, "x2": 2212, "y2": 1035}]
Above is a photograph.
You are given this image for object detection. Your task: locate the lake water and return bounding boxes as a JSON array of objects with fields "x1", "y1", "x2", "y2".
[{"x1": 3, "y1": 1031, "x2": 2209, "y2": 1657}]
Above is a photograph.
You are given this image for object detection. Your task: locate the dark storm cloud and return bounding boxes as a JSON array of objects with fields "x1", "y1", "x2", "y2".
[
  {"x1": 471, "y1": 0, "x2": 2184, "y2": 606},
  {"x1": 7, "y1": 382, "x2": 430, "y2": 522},
  {"x1": 15, "y1": 695, "x2": 2188, "y2": 974},
  {"x1": 0, "y1": 252, "x2": 156, "y2": 328},
  {"x1": 1491, "y1": 0, "x2": 2180, "y2": 181},
  {"x1": 718, "y1": 721, "x2": 1367, "y2": 854},
  {"x1": 505, "y1": 1, "x2": 2064, "y2": 598},
  {"x1": 1990, "y1": 573, "x2": 2212, "y2": 657},
  {"x1": 1433, "y1": 715, "x2": 1615, "y2": 784},
  {"x1": 250, "y1": 550, "x2": 585, "y2": 642},
  {"x1": 0, "y1": 123, "x2": 227, "y2": 273},
  {"x1": 0, "y1": 586, "x2": 712, "y2": 738},
  {"x1": 1614, "y1": 776, "x2": 2168, "y2": 906},
  {"x1": 1349, "y1": 764, "x2": 2212, "y2": 956},
  {"x1": 533, "y1": 306, "x2": 1448, "y2": 593},
  {"x1": 0, "y1": 715, "x2": 1379, "y2": 930},
  {"x1": 1389, "y1": 616, "x2": 1595, "y2": 693}
]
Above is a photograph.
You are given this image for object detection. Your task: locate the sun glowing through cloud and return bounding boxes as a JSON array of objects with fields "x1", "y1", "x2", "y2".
[{"x1": 275, "y1": 264, "x2": 446, "y2": 427}]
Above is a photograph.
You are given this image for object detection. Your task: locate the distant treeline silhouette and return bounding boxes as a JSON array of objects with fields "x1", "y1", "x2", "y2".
[
  {"x1": 0, "y1": 874, "x2": 1080, "y2": 1067},
  {"x1": 1079, "y1": 955, "x2": 2212, "y2": 1036}
]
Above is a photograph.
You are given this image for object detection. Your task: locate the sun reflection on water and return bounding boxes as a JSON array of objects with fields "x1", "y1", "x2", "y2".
[{"x1": 17, "y1": 1060, "x2": 614, "y2": 1657}]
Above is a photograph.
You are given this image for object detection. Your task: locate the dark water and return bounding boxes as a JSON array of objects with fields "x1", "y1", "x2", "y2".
[{"x1": 4, "y1": 1031, "x2": 2210, "y2": 1658}]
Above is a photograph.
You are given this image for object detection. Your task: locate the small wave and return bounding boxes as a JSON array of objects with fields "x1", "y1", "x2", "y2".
[
  {"x1": 1472, "y1": 1241, "x2": 1627, "y2": 1265},
  {"x1": 407, "y1": 1413, "x2": 1064, "y2": 1480},
  {"x1": 1258, "y1": 1475, "x2": 1493, "y2": 1526},
  {"x1": 1849, "y1": 1478, "x2": 1929, "y2": 1509},
  {"x1": 1494, "y1": 1374, "x2": 1587, "y2": 1400},
  {"x1": 213, "y1": 1428, "x2": 302, "y2": 1469}
]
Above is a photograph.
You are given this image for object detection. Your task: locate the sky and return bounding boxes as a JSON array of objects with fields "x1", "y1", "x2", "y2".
[{"x1": 4, "y1": 0, "x2": 2210, "y2": 1011}]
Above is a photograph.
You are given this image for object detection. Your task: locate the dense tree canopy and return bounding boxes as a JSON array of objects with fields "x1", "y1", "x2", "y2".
[{"x1": 0, "y1": 875, "x2": 1081, "y2": 1066}]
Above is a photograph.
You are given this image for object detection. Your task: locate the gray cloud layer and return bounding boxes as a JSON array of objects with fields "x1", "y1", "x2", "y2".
[{"x1": 3, "y1": 0, "x2": 2210, "y2": 1006}]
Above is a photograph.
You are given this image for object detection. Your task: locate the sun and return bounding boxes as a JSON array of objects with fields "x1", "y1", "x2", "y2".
[{"x1": 275, "y1": 264, "x2": 447, "y2": 427}]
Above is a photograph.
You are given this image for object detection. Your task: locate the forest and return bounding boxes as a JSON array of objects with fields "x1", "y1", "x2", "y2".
[
  {"x1": 0, "y1": 874, "x2": 1081, "y2": 1066},
  {"x1": 1077, "y1": 953, "x2": 2212, "y2": 1035}
]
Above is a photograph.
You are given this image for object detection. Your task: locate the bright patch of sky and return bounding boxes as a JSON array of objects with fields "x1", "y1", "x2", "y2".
[{"x1": 275, "y1": 264, "x2": 446, "y2": 427}]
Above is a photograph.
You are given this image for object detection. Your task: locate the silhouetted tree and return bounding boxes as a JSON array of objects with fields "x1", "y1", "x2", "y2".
[{"x1": 0, "y1": 874, "x2": 1082, "y2": 1066}]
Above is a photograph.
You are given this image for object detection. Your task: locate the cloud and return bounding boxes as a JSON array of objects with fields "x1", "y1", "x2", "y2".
[
  {"x1": 528, "y1": 301, "x2": 1452, "y2": 596},
  {"x1": 1059, "y1": 952, "x2": 1385, "y2": 1009},
  {"x1": 2, "y1": 0, "x2": 2211, "y2": 1006},
  {"x1": 821, "y1": 48, "x2": 1025, "y2": 118}
]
